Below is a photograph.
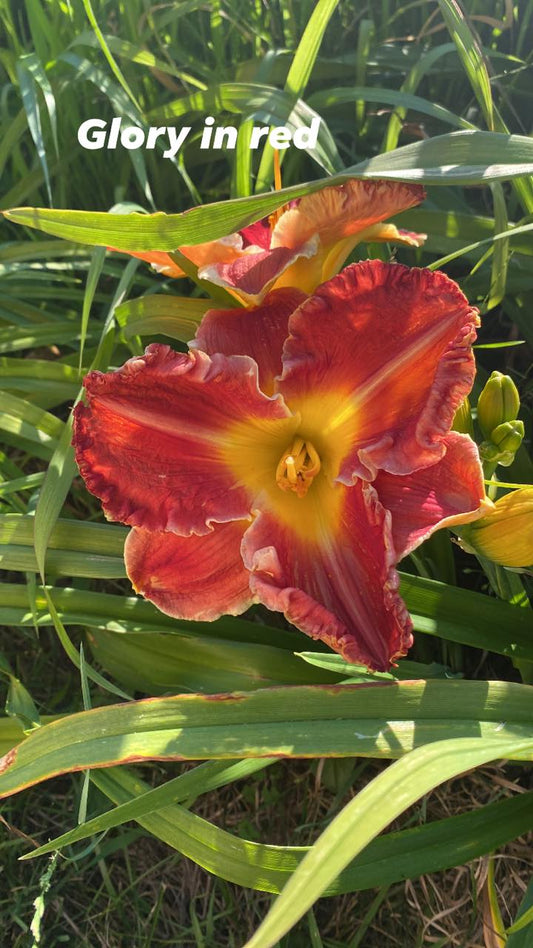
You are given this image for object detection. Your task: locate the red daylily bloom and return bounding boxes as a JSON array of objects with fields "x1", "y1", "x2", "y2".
[
  {"x1": 73, "y1": 260, "x2": 488, "y2": 671},
  {"x1": 113, "y1": 179, "x2": 427, "y2": 303}
]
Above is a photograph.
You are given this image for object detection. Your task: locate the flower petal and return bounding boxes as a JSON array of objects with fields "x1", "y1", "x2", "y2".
[
  {"x1": 109, "y1": 234, "x2": 245, "y2": 279},
  {"x1": 125, "y1": 521, "x2": 252, "y2": 621},
  {"x1": 374, "y1": 433, "x2": 489, "y2": 560},
  {"x1": 278, "y1": 260, "x2": 479, "y2": 481},
  {"x1": 198, "y1": 240, "x2": 318, "y2": 304},
  {"x1": 361, "y1": 223, "x2": 427, "y2": 247},
  {"x1": 240, "y1": 218, "x2": 272, "y2": 249},
  {"x1": 272, "y1": 180, "x2": 426, "y2": 249},
  {"x1": 192, "y1": 288, "x2": 306, "y2": 395},
  {"x1": 73, "y1": 344, "x2": 294, "y2": 536},
  {"x1": 242, "y1": 479, "x2": 413, "y2": 671},
  {"x1": 109, "y1": 249, "x2": 186, "y2": 278},
  {"x1": 271, "y1": 180, "x2": 426, "y2": 292}
]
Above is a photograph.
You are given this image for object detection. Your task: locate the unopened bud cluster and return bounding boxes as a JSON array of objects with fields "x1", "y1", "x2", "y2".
[{"x1": 477, "y1": 372, "x2": 524, "y2": 467}]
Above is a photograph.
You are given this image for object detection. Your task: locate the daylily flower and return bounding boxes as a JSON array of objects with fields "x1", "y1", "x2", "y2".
[
  {"x1": 73, "y1": 260, "x2": 487, "y2": 671},
  {"x1": 113, "y1": 179, "x2": 426, "y2": 303}
]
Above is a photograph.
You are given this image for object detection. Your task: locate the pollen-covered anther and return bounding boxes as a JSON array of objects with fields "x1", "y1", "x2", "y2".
[{"x1": 275, "y1": 436, "x2": 321, "y2": 497}]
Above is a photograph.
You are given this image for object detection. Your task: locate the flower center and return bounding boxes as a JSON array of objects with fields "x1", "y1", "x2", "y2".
[{"x1": 275, "y1": 436, "x2": 321, "y2": 498}]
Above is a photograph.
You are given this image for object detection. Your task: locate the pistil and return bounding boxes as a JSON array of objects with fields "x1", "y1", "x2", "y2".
[{"x1": 276, "y1": 436, "x2": 321, "y2": 497}]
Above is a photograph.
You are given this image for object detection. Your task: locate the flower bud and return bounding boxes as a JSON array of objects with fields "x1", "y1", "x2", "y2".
[
  {"x1": 459, "y1": 488, "x2": 533, "y2": 568},
  {"x1": 477, "y1": 371, "x2": 520, "y2": 440},
  {"x1": 479, "y1": 419, "x2": 524, "y2": 467},
  {"x1": 452, "y1": 397, "x2": 474, "y2": 437},
  {"x1": 491, "y1": 419, "x2": 524, "y2": 456}
]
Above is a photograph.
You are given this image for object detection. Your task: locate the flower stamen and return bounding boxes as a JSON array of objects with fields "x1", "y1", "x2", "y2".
[{"x1": 276, "y1": 436, "x2": 321, "y2": 497}]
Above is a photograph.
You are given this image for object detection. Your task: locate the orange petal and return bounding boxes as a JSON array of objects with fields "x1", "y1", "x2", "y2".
[
  {"x1": 192, "y1": 288, "x2": 306, "y2": 396},
  {"x1": 108, "y1": 233, "x2": 245, "y2": 279},
  {"x1": 278, "y1": 260, "x2": 479, "y2": 481},
  {"x1": 125, "y1": 522, "x2": 252, "y2": 621},
  {"x1": 271, "y1": 179, "x2": 425, "y2": 292},
  {"x1": 108, "y1": 248, "x2": 186, "y2": 278},
  {"x1": 361, "y1": 223, "x2": 427, "y2": 247},
  {"x1": 242, "y1": 479, "x2": 412, "y2": 671},
  {"x1": 375, "y1": 433, "x2": 489, "y2": 560},
  {"x1": 73, "y1": 344, "x2": 294, "y2": 536}
]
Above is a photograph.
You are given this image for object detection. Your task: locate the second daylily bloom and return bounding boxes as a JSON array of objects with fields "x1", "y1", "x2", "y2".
[
  {"x1": 115, "y1": 179, "x2": 426, "y2": 303},
  {"x1": 73, "y1": 260, "x2": 487, "y2": 671}
]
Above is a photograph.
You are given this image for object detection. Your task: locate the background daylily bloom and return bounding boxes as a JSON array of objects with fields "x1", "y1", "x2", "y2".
[
  {"x1": 111, "y1": 179, "x2": 426, "y2": 303},
  {"x1": 73, "y1": 260, "x2": 486, "y2": 672}
]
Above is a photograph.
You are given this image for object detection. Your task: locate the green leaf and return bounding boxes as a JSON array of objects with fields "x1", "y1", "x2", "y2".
[
  {"x1": 0, "y1": 680, "x2": 531, "y2": 799},
  {"x1": 115, "y1": 294, "x2": 212, "y2": 342},
  {"x1": 256, "y1": 0, "x2": 341, "y2": 189},
  {"x1": 381, "y1": 42, "x2": 462, "y2": 152},
  {"x1": 507, "y1": 879, "x2": 533, "y2": 944},
  {"x1": 243, "y1": 735, "x2": 533, "y2": 947},
  {"x1": 0, "y1": 391, "x2": 63, "y2": 452},
  {"x1": 39, "y1": 587, "x2": 131, "y2": 703},
  {"x1": 24, "y1": 758, "x2": 276, "y2": 859},
  {"x1": 0, "y1": 715, "x2": 32, "y2": 757},
  {"x1": 0, "y1": 322, "x2": 94, "y2": 355},
  {"x1": 1, "y1": 557, "x2": 531, "y2": 661},
  {"x1": 400, "y1": 572, "x2": 533, "y2": 660},
  {"x1": 5, "y1": 132, "x2": 533, "y2": 249},
  {"x1": 79, "y1": 246, "x2": 107, "y2": 369},
  {"x1": 6, "y1": 677, "x2": 40, "y2": 731},
  {"x1": 24, "y1": 765, "x2": 533, "y2": 901},
  {"x1": 0, "y1": 581, "x2": 307, "y2": 652},
  {"x1": 86, "y1": 625, "x2": 340, "y2": 695},
  {"x1": 80, "y1": 0, "x2": 141, "y2": 111},
  {"x1": 487, "y1": 182, "x2": 510, "y2": 310},
  {"x1": 310, "y1": 85, "x2": 475, "y2": 131},
  {"x1": 16, "y1": 54, "x2": 53, "y2": 206},
  {"x1": 297, "y1": 653, "x2": 459, "y2": 681},
  {"x1": 427, "y1": 220, "x2": 533, "y2": 271},
  {"x1": 33, "y1": 417, "x2": 78, "y2": 582},
  {"x1": 436, "y1": 0, "x2": 494, "y2": 129},
  {"x1": 71, "y1": 31, "x2": 207, "y2": 90},
  {"x1": 148, "y1": 81, "x2": 340, "y2": 177}
]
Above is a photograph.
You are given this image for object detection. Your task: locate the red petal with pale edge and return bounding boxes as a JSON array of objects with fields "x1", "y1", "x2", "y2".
[
  {"x1": 192, "y1": 288, "x2": 306, "y2": 395},
  {"x1": 73, "y1": 344, "x2": 292, "y2": 536},
  {"x1": 375, "y1": 432, "x2": 489, "y2": 560},
  {"x1": 125, "y1": 522, "x2": 252, "y2": 621},
  {"x1": 198, "y1": 242, "x2": 317, "y2": 303},
  {"x1": 278, "y1": 261, "x2": 479, "y2": 480},
  {"x1": 242, "y1": 481, "x2": 413, "y2": 671}
]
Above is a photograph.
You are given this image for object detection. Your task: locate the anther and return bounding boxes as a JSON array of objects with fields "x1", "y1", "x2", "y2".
[{"x1": 276, "y1": 437, "x2": 321, "y2": 498}]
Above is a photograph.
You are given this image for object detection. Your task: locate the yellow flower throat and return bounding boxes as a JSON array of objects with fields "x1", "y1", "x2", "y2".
[{"x1": 275, "y1": 436, "x2": 321, "y2": 498}]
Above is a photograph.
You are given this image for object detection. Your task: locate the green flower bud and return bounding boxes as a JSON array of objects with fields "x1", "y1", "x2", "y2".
[
  {"x1": 479, "y1": 441, "x2": 502, "y2": 464},
  {"x1": 452, "y1": 397, "x2": 474, "y2": 437},
  {"x1": 477, "y1": 371, "x2": 520, "y2": 440},
  {"x1": 490, "y1": 419, "x2": 524, "y2": 453},
  {"x1": 459, "y1": 488, "x2": 533, "y2": 568},
  {"x1": 479, "y1": 419, "x2": 524, "y2": 467}
]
